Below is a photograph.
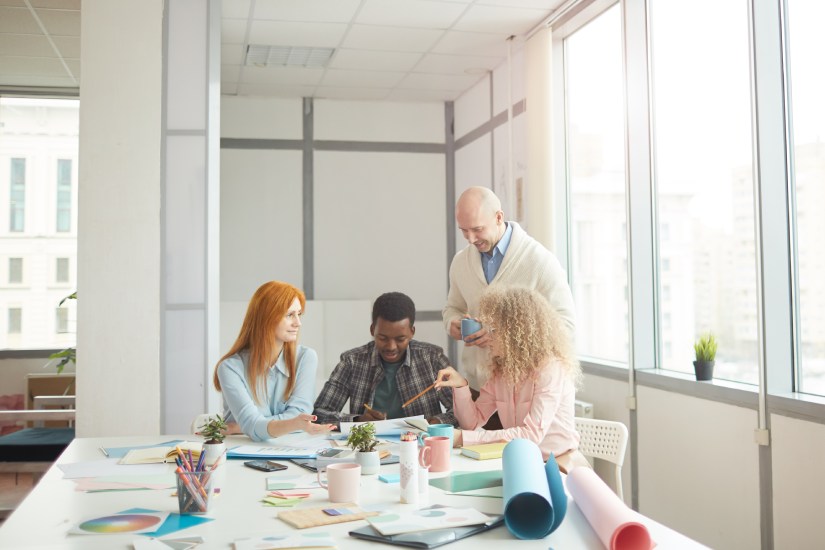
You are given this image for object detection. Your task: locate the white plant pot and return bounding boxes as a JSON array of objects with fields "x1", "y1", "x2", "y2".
[
  {"x1": 202, "y1": 441, "x2": 226, "y2": 467},
  {"x1": 356, "y1": 450, "x2": 380, "y2": 475}
]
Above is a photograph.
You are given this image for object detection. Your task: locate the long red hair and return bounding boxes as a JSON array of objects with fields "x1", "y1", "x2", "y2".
[{"x1": 213, "y1": 281, "x2": 306, "y2": 403}]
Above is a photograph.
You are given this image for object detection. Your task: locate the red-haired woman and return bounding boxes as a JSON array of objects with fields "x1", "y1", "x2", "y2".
[{"x1": 214, "y1": 281, "x2": 333, "y2": 441}]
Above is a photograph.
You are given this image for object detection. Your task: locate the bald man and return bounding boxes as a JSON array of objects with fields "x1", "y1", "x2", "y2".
[{"x1": 443, "y1": 186, "x2": 576, "y2": 392}]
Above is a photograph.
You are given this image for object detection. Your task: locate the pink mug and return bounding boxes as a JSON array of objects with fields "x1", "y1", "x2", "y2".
[
  {"x1": 419, "y1": 436, "x2": 451, "y2": 473},
  {"x1": 317, "y1": 462, "x2": 361, "y2": 503}
]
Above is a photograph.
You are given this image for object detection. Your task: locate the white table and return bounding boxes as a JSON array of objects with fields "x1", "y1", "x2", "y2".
[{"x1": 0, "y1": 434, "x2": 707, "y2": 549}]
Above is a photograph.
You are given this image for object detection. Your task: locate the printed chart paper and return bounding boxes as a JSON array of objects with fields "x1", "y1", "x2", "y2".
[{"x1": 366, "y1": 506, "x2": 491, "y2": 535}]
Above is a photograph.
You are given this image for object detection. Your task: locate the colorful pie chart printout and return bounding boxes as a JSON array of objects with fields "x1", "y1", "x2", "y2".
[{"x1": 71, "y1": 511, "x2": 169, "y2": 535}]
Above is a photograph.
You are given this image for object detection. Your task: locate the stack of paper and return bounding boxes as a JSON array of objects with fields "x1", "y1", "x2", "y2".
[{"x1": 366, "y1": 506, "x2": 491, "y2": 535}]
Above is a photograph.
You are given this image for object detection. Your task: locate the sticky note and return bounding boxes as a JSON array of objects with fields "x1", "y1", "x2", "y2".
[{"x1": 378, "y1": 473, "x2": 401, "y2": 483}]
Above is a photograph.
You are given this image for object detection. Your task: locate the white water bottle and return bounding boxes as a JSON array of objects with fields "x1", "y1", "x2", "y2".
[{"x1": 399, "y1": 433, "x2": 419, "y2": 504}]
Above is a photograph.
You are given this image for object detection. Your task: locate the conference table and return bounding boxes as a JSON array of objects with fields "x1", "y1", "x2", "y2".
[{"x1": 0, "y1": 434, "x2": 707, "y2": 549}]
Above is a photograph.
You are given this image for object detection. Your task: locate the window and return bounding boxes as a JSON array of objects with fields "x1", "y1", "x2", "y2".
[
  {"x1": 0, "y1": 97, "x2": 79, "y2": 350},
  {"x1": 565, "y1": 4, "x2": 628, "y2": 363},
  {"x1": 56, "y1": 257, "x2": 69, "y2": 284},
  {"x1": 788, "y1": 0, "x2": 825, "y2": 395},
  {"x1": 56, "y1": 308, "x2": 69, "y2": 333},
  {"x1": 8, "y1": 308, "x2": 21, "y2": 334},
  {"x1": 8, "y1": 257, "x2": 22, "y2": 284},
  {"x1": 9, "y1": 158, "x2": 25, "y2": 232},
  {"x1": 56, "y1": 159, "x2": 72, "y2": 232},
  {"x1": 649, "y1": 0, "x2": 758, "y2": 383}
]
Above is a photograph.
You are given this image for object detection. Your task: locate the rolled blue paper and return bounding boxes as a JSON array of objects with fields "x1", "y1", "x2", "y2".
[
  {"x1": 545, "y1": 453, "x2": 567, "y2": 532},
  {"x1": 502, "y1": 439, "x2": 554, "y2": 539}
]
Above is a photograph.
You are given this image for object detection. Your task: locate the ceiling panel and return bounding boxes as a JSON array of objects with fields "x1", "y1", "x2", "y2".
[
  {"x1": 329, "y1": 49, "x2": 423, "y2": 72},
  {"x1": 2, "y1": 0, "x2": 569, "y2": 103},
  {"x1": 342, "y1": 25, "x2": 443, "y2": 53},
  {"x1": 355, "y1": 0, "x2": 468, "y2": 29},
  {"x1": 254, "y1": 0, "x2": 361, "y2": 23}
]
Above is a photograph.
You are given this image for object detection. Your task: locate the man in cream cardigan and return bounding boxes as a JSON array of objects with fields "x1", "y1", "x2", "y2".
[{"x1": 443, "y1": 187, "x2": 576, "y2": 403}]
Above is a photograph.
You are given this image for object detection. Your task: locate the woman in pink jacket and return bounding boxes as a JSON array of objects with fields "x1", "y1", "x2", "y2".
[{"x1": 434, "y1": 286, "x2": 587, "y2": 472}]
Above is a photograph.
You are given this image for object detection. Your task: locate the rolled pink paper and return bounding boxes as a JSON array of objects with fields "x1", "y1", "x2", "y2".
[{"x1": 567, "y1": 467, "x2": 653, "y2": 550}]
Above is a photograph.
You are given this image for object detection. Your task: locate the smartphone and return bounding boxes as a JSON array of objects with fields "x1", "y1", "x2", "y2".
[{"x1": 244, "y1": 460, "x2": 288, "y2": 472}]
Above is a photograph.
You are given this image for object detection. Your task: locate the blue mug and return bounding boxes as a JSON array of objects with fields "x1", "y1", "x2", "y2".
[
  {"x1": 460, "y1": 318, "x2": 482, "y2": 340},
  {"x1": 426, "y1": 423, "x2": 454, "y2": 448}
]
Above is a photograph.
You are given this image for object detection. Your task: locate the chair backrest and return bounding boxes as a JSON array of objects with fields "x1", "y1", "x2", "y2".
[
  {"x1": 575, "y1": 417, "x2": 629, "y2": 499},
  {"x1": 575, "y1": 417, "x2": 628, "y2": 466}
]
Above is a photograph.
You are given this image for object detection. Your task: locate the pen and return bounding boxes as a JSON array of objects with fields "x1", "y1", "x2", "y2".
[{"x1": 195, "y1": 449, "x2": 205, "y2": 472}]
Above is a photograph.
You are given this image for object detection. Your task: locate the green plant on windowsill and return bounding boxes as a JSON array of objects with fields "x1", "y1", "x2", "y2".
[
  {"x1": 48, "y1": 291, "x2": 77, "y2": 374},
  {"x1": 346, "y1": 422, "x2": 378, "y2": 453},
  {"x1": 694, "y1": 333, "x2": 718, "y2": 362}
]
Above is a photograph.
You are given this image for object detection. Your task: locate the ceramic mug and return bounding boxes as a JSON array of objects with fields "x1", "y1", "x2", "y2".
[
  {"x1": 317, "y1": 462, "x2": 361, "y2": 503},
  {"x1": 419, "y1": 436, "x2": 452, "y2": 473},
  {"x1": 426, "y1": 423, "x2": 454, "y2": 448},
  {"x1": 461, "y1": 318, "x2": 483, "y2": 341}
]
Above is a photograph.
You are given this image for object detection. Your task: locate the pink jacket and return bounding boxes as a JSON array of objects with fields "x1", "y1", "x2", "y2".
[{"x1": 454, "y1": 359, "x2": 579, "y2": 461}]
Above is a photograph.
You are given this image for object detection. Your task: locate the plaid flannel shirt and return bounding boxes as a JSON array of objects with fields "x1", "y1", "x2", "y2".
[{"x1": 313, "y1": 339, "x2": 457, "y2": 427}]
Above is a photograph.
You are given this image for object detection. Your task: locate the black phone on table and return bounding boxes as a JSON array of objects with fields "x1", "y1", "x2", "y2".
[{"x1": 244, "y1": 460, "x2": 288, "y2": 472}]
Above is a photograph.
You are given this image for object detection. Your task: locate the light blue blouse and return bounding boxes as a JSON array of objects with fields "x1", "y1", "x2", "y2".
[{"x1": 216, "y1": 345, "x2": 317, "y2": 441}]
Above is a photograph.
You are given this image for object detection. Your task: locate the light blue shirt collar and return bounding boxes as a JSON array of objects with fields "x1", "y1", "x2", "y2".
[{"x1": 481, "y1": 222, "x2": 512, "y2": 283}]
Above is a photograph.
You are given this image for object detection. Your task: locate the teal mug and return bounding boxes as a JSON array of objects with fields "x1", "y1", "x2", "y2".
[{"x1": 461, "y1": 318, "x2": 482, "y2": 341}]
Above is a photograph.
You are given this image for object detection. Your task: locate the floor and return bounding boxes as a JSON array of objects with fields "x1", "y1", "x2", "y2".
[{"x1": 0, "y1": 472, "x2": 37, "y2": 525}]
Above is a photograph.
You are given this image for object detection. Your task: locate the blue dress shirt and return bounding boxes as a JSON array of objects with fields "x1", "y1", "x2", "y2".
[{"x1": 481, "y1": 222, "x2": 513, "y2": 283}]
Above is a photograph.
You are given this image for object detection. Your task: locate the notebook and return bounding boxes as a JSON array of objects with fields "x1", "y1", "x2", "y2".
[
  {"x1": 226, "y1": 445, "x2": 316, "y2": 460},
  {"x1": 349, "y1": 506, "x2": 504, "y2": 548},
  {"x1": 460, "y1": 442, "x2": 507, "y2": 460},
  {"x1": 289, "y1": 451, "x2": 397, "y2": 473}
]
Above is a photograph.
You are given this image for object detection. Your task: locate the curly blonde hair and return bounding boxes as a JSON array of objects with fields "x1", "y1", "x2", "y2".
[{"x1": 478, "y1": 286, "x2": 580, "y2": 386}]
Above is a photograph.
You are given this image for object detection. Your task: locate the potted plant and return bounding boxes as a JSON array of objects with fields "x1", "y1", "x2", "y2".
[
  {"x1": 198, "y1": 414, "x2": 228, "y2": 466},
  {"x1": 693, "y1": 333, "x2": 717, "y2": 381},
  {"x1": 346, "y1": 422, "x2": 380, "y2": 475}
]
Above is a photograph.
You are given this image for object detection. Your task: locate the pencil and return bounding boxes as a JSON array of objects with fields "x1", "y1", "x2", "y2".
[
  {"x1": 402, "y1": 382, "x2": 436, "y2": 408},
  {"x1": 363, "y1": 402, "x2": 374, "y2": 414}
]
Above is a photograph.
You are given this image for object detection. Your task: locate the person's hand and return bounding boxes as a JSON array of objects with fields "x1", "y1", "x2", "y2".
[
  {"x1": 222, "y1": 422, "x2": 243, "y2": 435},
  {"x1": 454, "y1": 429, "x2": 463, "y2": 448},
  {"x1": 464, "y1": 326, "x2": 494, "y2": 348},
  {"x1": 448, "y1": 317, "x2": 463, "y2": 341},
  {"x1": 291, "y1": 413, "x2": 334, "y2": 434},
  {"x1": 355, "y1": 406, "x2": 387, "y2": 422},
  {"x1": 425, "y1": 417, "x2": 440, "y2": 425},
  {"x1": 434, "y1": 366, "x2": 468, "y2": 389}
]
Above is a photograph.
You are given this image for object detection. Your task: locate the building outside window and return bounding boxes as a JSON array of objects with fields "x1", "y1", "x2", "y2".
[
  {"x1": 564, "y1": 4, "x2": 628, "y2": 364},
  {"x1": 649, "y1": 0, "x2": 758, "y2": 383},
  {"x1": 56, "y1": 158, "x2": 72, "y2": 232},
  {"x1": 8, "y1": 257, "x2": 22, "y2": 284},
  {"x1": 787, "y1": 0, "x2": 825, "y2": 395},
  {"x1": 56, "y1": 257, "x2": 69, "y2": 284},
  {"x1": 8, "y1": 307, "x2": 21, "y2": 334},
  {"x1": 0, "y1": 97, "x2": 78, "y2": 350},
  {"x1": 9, "y1": 158, "x2": 25, "y2": 232}
]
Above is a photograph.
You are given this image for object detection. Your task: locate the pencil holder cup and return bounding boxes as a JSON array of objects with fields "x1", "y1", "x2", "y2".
[{"x1": 176, "y1": 470, "x2": 213, "y2": 514}]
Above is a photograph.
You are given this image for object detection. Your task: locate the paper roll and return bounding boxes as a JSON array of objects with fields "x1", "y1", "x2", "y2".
[
  {"x1": 502, "y1": 439, "x2": 566, "y2": 539},
  {"x1": 566, "y1": 467, "x2": 653, "y2": 550}
]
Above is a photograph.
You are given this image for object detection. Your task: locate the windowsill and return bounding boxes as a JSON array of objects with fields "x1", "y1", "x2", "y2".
[{"x1": 581, "y1": 360, "x2": 825, "y2": 423}]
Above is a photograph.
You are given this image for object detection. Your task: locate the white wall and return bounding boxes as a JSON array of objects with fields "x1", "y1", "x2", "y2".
[{"x1": 771, "y1": 414, "x2": 825, "y2": 549}]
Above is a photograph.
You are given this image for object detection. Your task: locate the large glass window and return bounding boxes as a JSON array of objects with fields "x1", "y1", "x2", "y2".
[
  {"x1": 9, "y1": 158, "x2": 25, "y2": 232},
  {"x1": 788, "y1": 0, "x2": 825, "y2": 395},
  {"x1": 649, "y1": 0, "x2": 758, "y2": 382},
  {"x1": 56, "y1": 159, "x2": 72, "y2": 232},
  {"x1": 0, "y1": 97, "x2": 78, "y2": 350},
  {"x1": 565, "y1": 4, "x2": 628, "y2": 363}
]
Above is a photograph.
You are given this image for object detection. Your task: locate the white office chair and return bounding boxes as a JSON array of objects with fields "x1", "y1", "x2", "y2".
[{"x1": 575, "y1": 417, "x2": 629, "y2": 500}]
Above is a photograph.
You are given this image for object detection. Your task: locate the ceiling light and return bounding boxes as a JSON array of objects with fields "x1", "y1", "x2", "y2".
[{"x1": 245, "y1": 45, "x2": 335, "y2": 68}]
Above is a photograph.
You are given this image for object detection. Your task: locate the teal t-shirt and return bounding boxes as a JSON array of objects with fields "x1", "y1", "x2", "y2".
[{"x1": 372, "y1": 359, "x2": 404, "y2": 419}]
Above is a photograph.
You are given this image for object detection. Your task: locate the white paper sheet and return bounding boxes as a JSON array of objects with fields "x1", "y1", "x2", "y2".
[
  {"x1": 58, "y1": 458, "x2": 173, "y2": 479},
  {"x1": 339, "y1": 415, "x2": 425, "y2": 436}
]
